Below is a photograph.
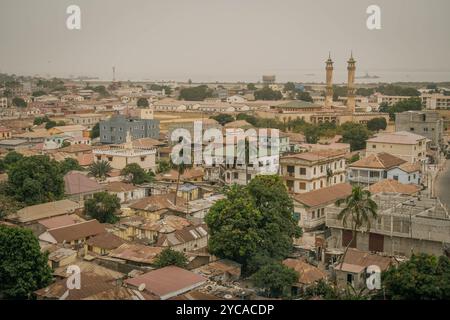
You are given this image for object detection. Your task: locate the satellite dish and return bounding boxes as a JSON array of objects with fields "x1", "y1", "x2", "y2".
[
  {"x1": 224, "y1": 294, "x2": 233, "y2": 299},
  {"x1": 138, "y1": 283, "x2": 146, "y2": 292}
]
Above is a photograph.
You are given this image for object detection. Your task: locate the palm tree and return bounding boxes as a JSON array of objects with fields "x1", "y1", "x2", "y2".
[
  {"x1": 335, "y1": 186, "x2": 378, "y2": 270},
  {"x1": 88, "y1": 160, "x2": 112, "y2": 180}
]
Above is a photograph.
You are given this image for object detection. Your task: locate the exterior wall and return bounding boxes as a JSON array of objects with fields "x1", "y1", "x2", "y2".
[
  {"x1": 100, "y1": 115, "x2": 160, "y2": 144},
  {"x1": 348, "y1": 168, "x2": 385, "y2": 185},
  {"x1": 293, "y1": 202, "x2": 327, "y2": 231},
  {"x1": 68, "y1": 114, "x2": 105, "y2": 129},
  {"x1": 170, "y1": 236, "x2": 208, "y2": 253},
  {"x1": 281, "y1": 157, "x2": 346, "y2": 193},
  {"x1": 94, "y1": 151, "x2": 156, "y2": 171},
  {"x1": 110, "y1": 188, "x2": 146, "y2": 203},
  {"x1": 386, "y1": 168, "x2": 420, "y2": 185},
  {"x1": 395, "y1": 111, "x2": 444, "y2": 147},
  {"x1": 365, "y1": 141, "x2": 427, "y2": 164}
]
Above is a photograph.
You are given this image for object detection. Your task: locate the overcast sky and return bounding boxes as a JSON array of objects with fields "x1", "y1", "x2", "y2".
[{"x1": 1, "y1": 0, "x2": 450, "y2": 82}]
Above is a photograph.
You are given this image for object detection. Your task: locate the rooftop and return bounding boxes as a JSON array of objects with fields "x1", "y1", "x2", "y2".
[
  {"x1": 367, "y1": 131, "x2": 427, "y2": 145},
  {"x1": 368, "y1": 179, "x2": 421, "y2": 195},
  {"x1": 8, "y1": 199, "x2": 81, "y2": 224},
  {"x1": 64, "y1": 171, "x2": 104, "y2": 195},
  {"x1": 294, "y1": 183, "x2": 352, "y2": 208},
  {"x1": 124, "y1": 266, "x2": 206, "y2": 300},
  {"x1": 283, "y1": 258, "x2": 327, "y2": 285},
  {"x1": 349, "y1": 152, "x2": 407, "y2": 169},
  {"x1": 43, "y1": 220, "x2": 106, "y2": 243}
]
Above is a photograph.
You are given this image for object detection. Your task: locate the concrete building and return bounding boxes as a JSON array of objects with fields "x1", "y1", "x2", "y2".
[
  {"x1": 421, "y1": 93, "x2": 450, "y2": 110},
  {"x1": 67, "y1": 113, "x2": 106, "y2": 129},
  {"x1": 326, "y1": 193, "x2": 450, "y2": 257},
  {"x1": 280, "y1": 150, "x2": 347, "y2": 193},
  {"x1": 395, "y1": 111, "x2": 444, "y2": 148},
  {"x1": 93, "y1": 133, "x2": 157, "y2": 172},
  {"x1": 365, "y1": 131, "x2": 428, "y2": 164},
  {"x1": 293, "y1": 183, "x2": 352, "y2": 231},
  {"x1": 100, "y1": 115, "x2": 160, "y2": 144}
]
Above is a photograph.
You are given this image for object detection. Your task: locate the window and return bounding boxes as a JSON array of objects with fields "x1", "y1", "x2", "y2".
[
  {"x1": 96, "y1": 156, "x2": 101, "y2": 160},
  {"x1": 313, "y1": 167, "x2": 316, "y2": 175},
  {"x1": 233, "y1": 172, "x2": 239, "y2": 179},
  {"x1": 320, "y1": 166, "x2": 323, "y2": 173},
  {"x1": 299, "y1": 182, "x2": 306, "y2": 190},
  {"x1": 347, "y1": 273, "x2": 354, "y2": 284},
  {"x1": 312, "y1": 210, "x2": 315, "y2": 219},
  {"x1": 141, "y1": 156, "x2": 146, "y2": 161},
  {"x1": 410, "y1": 128, "x2": 414, "y2": 131},
  {"x1": 393, "y1": 175, "x2": 399, "y2": 181},
  {"x1": 287, "y1": 166, "x2": 295, "y2": 176},
  {"x1": 299, "y1": 167, "x2": 306, "y2": 175},
  {"x1": 372, "y1": 145, "x2": 376, "y2": 149}
]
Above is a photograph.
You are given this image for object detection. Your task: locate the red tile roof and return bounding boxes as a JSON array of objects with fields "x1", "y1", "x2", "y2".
[{"x1": 293, "y1": 183, "x2": 352, "y2": 208}]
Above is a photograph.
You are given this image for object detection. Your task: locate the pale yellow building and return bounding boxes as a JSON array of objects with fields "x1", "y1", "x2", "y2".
[{"x1": 365, "y1": 131, "x2": 428, "y2": 164}]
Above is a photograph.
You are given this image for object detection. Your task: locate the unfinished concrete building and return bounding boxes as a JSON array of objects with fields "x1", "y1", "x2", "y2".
[{"x1": 325, "y1": 193, "x2": 450, "y2": 257}]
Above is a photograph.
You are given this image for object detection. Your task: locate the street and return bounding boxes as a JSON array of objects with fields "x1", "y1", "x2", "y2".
[{"x1": 435, "y1": 159, "x2": 450, "y2": 210}]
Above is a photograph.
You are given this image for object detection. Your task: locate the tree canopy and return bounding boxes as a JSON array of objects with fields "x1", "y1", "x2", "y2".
[
  {"x1": 179, "y1": 85, "x2": 213, "y2": 101},
  {"x1": 12, "y1": 97, "x2": 27, "y2": 108},
  {"x1": 0, "y1": 225, "x2": 52, "y2": 299},
  {"x1": 250, "y1": 262, "x2": 298, "y2": 298},
  {"x1": 382, "y1": 254, "x2": 450, "y2": 300},
  {"x1": 137, "y1": 97, "x2": 149, "y2": 108},
  {"x1": 254, "y1": 87, "x2": 282, "y2": 100},
  {"x1": 7, "y1": 155, "x2": 64, "y2": 205},
  {"x1": 210, "y1": 114, "x2": 234, "y2": 126},
  {"x1": 366, "y1": 117, "x2": 387, "y2": 132},
  {"x1": 379, "y1": 98, "x2": 422, "y2": 120},
  {"x1": 153, "y1": 248, "x2": 188, "y2": 269},
  {"x1": 206, "y1": 175, "x2": 301, "y2": 273},
  {"x1": 84, "y1": 192, "x2": 121, "y2": 223},
  {"x1": 120, "y1": 163, "x2": 154, "y2": 185}
]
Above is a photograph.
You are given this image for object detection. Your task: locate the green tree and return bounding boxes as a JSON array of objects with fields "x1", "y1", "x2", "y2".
[
  {"x1": 0, "y1": 159, "x2": 4, "y2": 173},
  {"x1": 7, "y1": 155, "x2": 64, "y2": 205},
  {"x1": 296, "y1": 91, "x2": 313, "y2": 102},
  {"x1": 335, "y1": 186, "x2": 378, "y2": 270},
  {"x1": 210, "y1": 114, "x2": 234, "y2": 126},
  {"x1": 284, "y1": 82, "x2": 296, "y2": 92},
  {"x1": 157, "y1": 160, "x2": 171, "y2": 174},
  {"x1": 121, "y1": 163, "x2": 154, "y2": 185},
  {"x1": 0, "y1": 194, "x2": 24, "y2": 219},
  {"x1": 93, "y1": 85, "x2": 110, "y2": 97},
  {"x1": 247, "y1": 175, "x2": 302, "y2": 260},
  {"x1": 84, "y1": 192, "x2": 121, "y2": 223},
  {"x1": 153, "y1": 248, "x2": 188, "y2": 269},
  {"x1": 382, "y1": 254, "x2": 450, "y2": 300},
  {"x1": 3, "y1": 151, "x2": 24, "y2": 169},
  {"x1": 59, "y1": 158, "x2": 83, "y2": 175},
  {"x1": 12, "y1": 97, "x2": 27, "y2": 108},
  {"x1": 91, "y1": 122, "x2": 100, "y2": 139},
  {"x1": 206, "y1": 185, "x2": 262, "y2": 266},
  {"x1": 340, "y1": 122, "x2": 371, "y2": 151},
  {"x1": 137, "y1": 97, "x2": 149, "y2": 108},
  {"x1": 376, "y1": 84, "x2": 420, "y2": 96},
  {"x1": 247, "y1": 83, "x2": 257, "y2": 91},
  {"x1": 254, "y1": 87, "x2": 282, "y2": 100},
  {"x1": 179, "y1": 85, "x2": 213, "y2": 101},
  {"x1": 32, "y1": 90, "x2": 46, "y2": 97},
  {"x1": 367, "y1": 117, "x2": 387, "y2": 132},
  {"x1": 250, "y1": 262, "x2": 298, "y2": 298},
  {"x1": 88, "y1": 160, "x2": 112, "y2": 180},
  {"x1": 0, "y1": 225, "x2": 52, "y2": 299},
  {"x1": 45, "y1": 120, "x2": 57, "y2": 129}
]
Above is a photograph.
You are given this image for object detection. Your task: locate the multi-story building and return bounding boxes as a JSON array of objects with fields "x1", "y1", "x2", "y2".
[
  {"x1": 395, "y1": 111, "x2": 444, "y2": 148},
  {"x1": 99, "y1": 115, "x2": 160, "y2": 144},
  {"x1": 421, "y1": 93, "x2": 450, "y2": 110},
  {"x1": 280, "y1": 150, "x2": 347, "y2": 194},
  {"x1": 365, "y1": 131, "x2": 428, "y2": 164},
  {"x1": 0, "y1": 97, "x2": 8, "y2": 108},
  {"x1": 67, "y1": 113, "x2": 107, "y2": 129}
]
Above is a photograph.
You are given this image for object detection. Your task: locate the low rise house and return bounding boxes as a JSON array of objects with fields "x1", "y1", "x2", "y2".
[
  {"x1": 293, "y1": 183, "x2": 352, "y2": 232},
  {"x1": 194, "y1": 260, "x2": 241, "y2": 283},
  {"x1": 0, "y1": 126, "x2": 12, "y2": 140},
  {"x1": 48, "y1": 125, "x2": 87, "y2": 138},
  {"x1": 129, "y1": 194, "x2": 185, "y2": 220},
  {"x1": 39, "y1": 220, "x2": 106, "y2": 247},
  {"x1": 332, "y1": 248, "x2": 395, "y2": 289},
  {"x1": 6, "y1": 199, "x2": 82, "y2": 231},
  {"x1": 368, "y1": 179, "x2": 421, "y2": 195},
  {"x1": 348, "y1": 152, "x2": 421, "y2": 186},
  {"x1": 177, "y1": 183, "x2": 200, "y2": 201},
  {"x1": 155, "y1": 224, "x2": 209, "y2": 252},
  {"x1": 108, "y1": 243, "x2": 163, "y2": 267},
  {"x1": 64, "y1": 171, "x2": 105, "y2": 201},
  {"x1": 85, "y1": 232, "x2": 125, "y2": 255},
  {"x1": 105, "y1": 181, "x2": 146, "y2": 203},
  {"x1": 47, "y1": 247, "x2": 78, "y2": 269},
  {"x1": 283, "y1": 258, "x2": 327, "y2": 294},
  {"x1": 36, "y1": 214, "x2": 85, "y2": 236},
  {"x1": 124, "y1": 266, "x2": 207, "y2": 300}
]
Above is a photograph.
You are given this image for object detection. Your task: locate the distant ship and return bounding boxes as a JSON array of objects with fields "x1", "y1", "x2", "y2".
[{"x1": 356, "y1": 72, "x2": 380, "y2": 79}]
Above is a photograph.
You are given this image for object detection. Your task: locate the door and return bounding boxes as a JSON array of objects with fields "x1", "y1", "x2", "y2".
[
  {"x1": 342, "y1": 230, "x2": 356, "y2": 248},
  {"x1": 369, "y1": 233, "x2": 384, "y2": 252}
]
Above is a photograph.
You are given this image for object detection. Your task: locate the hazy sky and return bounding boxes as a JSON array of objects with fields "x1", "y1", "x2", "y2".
[{"x1": 1, "y1": 0, "x2": 450, "y2": 82}]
